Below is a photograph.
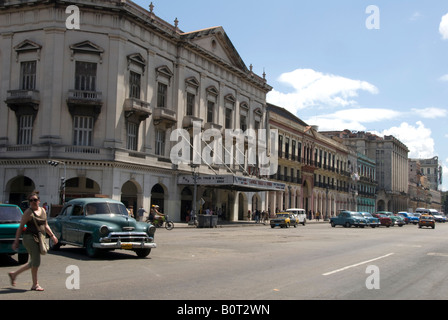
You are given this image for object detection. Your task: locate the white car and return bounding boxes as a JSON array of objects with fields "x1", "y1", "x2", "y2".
[{"x1": 286, "y1": 208, "x2": 307, "y2": 226}]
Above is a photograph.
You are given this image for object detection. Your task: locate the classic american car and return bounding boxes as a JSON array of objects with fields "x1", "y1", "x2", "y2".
[
  {"x1": 0, "y1": 204, "x2": 29, "y2": 264},
  {"x1": 376, "y1": 211, "x2": 405, "y2": 227},
  {"x1": 48, "y1": 198, "x2": 157, "y2": 258},
  {"x1": 397, "y1": 212, "x2": 419, "y2": 225},
  {"x1": 371, "y1": 213, "x2": 392, "y2": 227},
  {"x1": 270, "y1": 212, "x2": 298, "y2": 228},
  {"x1": 418, "y1": 214, "x2": 435, "y2": 229},
  {"x1": 359, "y1": 212, "x2": 381, "y2": 228},
  {"x1": 330, "y1": 211, "x2": 368, "y2": 228}
]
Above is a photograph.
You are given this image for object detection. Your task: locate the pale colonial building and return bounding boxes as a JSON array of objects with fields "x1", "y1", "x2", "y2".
[
  {"x1": 266, "y1": 104, "x2": 353, "y2": 219},
  {"x1": 0, "y1": 0, "x2": 277, "y2": 221},
  {"x1": 321, "y1": 130, "x2": 409, "y2": 212}
]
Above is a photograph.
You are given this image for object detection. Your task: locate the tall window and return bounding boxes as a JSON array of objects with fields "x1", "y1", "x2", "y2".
[
  {"x1": 129, "y1": 71, "x2": 141, "y2": 99},
  {"x1": 225, "y1": 108, "x2": 232, "y2": 129},
  {"x1": 127, "y1": 122, "x2": 138, "y2": 151},
  {"x1": 75, "y1": 61, "x2": 97, "y2": 91},
  {"x1": 186, "y1": 92, "x2": 195, "y2": 116},
  {"x1": 20, "y1": 61, "x2": 37, "y2": 90},
  {"x1": 157, "y1": 83, "x2": 167, "y2": 108},
  {"x1": 73, "y1": 116, "x2": 93, "y2": 146},
  {"x1": 18, "y1": 115, "x2": 33, "y2": 145},
  {"x1": 240, "y1": 115, "x2": 247, "y2": 131},
  {"x1": 155, "y1": 130, "x2": 165, "y2": 156},
  {"x1": 207, "y1": 101, "x2": 214, "y2": 123}
]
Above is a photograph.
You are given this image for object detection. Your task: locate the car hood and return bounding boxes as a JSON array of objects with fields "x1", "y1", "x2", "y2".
[
  {"x1": 83, "y1": 214, "x2": 139, "y2": 228},
  {"x1": 0, "y1": 223, "x2": 21, "y2": 236}
]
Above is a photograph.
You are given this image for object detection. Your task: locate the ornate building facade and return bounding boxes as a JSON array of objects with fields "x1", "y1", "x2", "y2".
[{"x1": 0, "y1": 0, "x2": 277, "y2": 221}]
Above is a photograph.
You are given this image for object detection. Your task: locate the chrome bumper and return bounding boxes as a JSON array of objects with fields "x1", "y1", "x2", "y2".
[{"x1": 96, "y1": 232, "x2": 157, "y2": 250}]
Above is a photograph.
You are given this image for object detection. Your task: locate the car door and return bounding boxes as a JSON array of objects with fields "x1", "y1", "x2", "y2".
[{"x1": 65, "y1": 203, "x2": 84, "y2": 245}]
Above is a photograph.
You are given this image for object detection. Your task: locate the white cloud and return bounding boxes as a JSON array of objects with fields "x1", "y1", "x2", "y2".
[
  {"x1": 305, "y1": 108, "x2": 402, "y2": 131},
  {"x1": 411, "y1": 107, "x2": 447, "y2": 119},
  {"x1": 439, "y1": 74, "x2": 448, "y2": 82},
  {"x1": 439, "y1": 13, "x2": 448, "y2": 40},
  {"x1": 267, "y1": 68, "x2": 378, "y2": 115},
  {"x1": 377, "y1": 121, "x2": 435, "y2": 159}
]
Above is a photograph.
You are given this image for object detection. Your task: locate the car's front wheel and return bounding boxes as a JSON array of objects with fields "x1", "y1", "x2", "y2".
[
  {"x1": 85, "y1": 236, "x2": 100, "y2": 258},
  {"x1": 136, "y1": 248, "x2": 151, "y2": 258}
]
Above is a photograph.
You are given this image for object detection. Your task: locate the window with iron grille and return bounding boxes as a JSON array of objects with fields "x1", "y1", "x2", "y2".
[
  {"x1": 129, "y1": 71, "x2": 141, "y2": 99},
  {"x1": 18, "y1": 115, "x2": 33, "y2": 145},
  {"x1": 73, "y1": 115, "x2": 93, "y2": 146},
  {"x1": 207, "y1": 101, "x2": 214, "y2": 123},
  {"x1": 155, "y1": 129, "x2": 165, "y2": 156},
  {"x1": 157, "y1": 82, "x2": 167, "y2": 108},
  {"x1": 186, "y1": 92, "x2": 195, "y2": 116},
  {"x1": 127, "y1": 122, "x2": 138, "y2": 151},
  {"x1": 20, "y1": 61, "x2": 37, "y2": 90},
  {"x1": 75, "y1": 61, "x2": 97, "y2": 91}
]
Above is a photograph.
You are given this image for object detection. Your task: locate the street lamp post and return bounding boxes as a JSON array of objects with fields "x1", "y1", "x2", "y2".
[
  {"x1": 48, "y1": 160, "x2": 66, "y2": 205},
  {"x1": 190, "y1": 164, "x2": 199, "y2": 226}
]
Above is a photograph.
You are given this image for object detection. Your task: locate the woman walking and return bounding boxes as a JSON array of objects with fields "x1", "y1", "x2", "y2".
[{"x1": 8, "y1": 192, "x2": 58, "y2": 291}]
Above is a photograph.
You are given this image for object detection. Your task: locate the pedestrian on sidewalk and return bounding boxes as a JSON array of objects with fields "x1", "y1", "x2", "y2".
[{"x1": 8, "y1": 191, "x2": 58, "y2": 292}]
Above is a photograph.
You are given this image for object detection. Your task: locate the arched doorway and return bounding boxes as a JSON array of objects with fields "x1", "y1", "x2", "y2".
[
  {"x1": 238, "y1": 192, "x2": 247, "y2": 221},
  {"x1": 7, "y1": 176, "x2": 36, "y2": 207},
  {"x1": 377, "y1": 199, "x2": 385, "y2": 211},
  {"x1": 121, "y1": 180, "x2": 140, "y2": 212},
  {"x1": 151, "y1": 184, "x2": 165, "y2": 212}
]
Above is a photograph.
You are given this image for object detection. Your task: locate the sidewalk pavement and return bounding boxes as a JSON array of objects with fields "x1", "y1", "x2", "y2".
[{"x1": 170, "y1": 219, "x2": 328, "y2": 229}]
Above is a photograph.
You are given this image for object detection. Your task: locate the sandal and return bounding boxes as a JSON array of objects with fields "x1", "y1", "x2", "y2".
[
  {"x1": 8, "y1": 273, "x2": 16, "y2": 287},
  {"x1": 31, "y1": 285, "x2": 44, "y2": 291}
]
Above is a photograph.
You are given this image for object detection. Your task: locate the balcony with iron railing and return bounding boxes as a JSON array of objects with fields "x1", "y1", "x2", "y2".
[
  {"x1": 153, "y1": 107, "x2": 177, "y2": 128},
  {"x1": 124, "y1": 98, "x2": 152, "y2": 121},
  {"x1": 67, "y1": 90, "x2": 103, "y2": 106},
  {"x1": 6, "y1": 90, "x2": 40, "y2": 110}
]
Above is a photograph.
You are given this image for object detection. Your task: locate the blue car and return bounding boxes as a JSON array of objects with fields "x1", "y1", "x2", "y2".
[
  {"x1": 397, "y1": 212, "x2": 419, "y2": 225},
  {"x1": 359, "y1": 212, "x2": 381, "y2": 228},
  {"x1": 0, "y1": 204, "x2": 29, "y2": 264},
  {"x1": 330, "y1": 211, "x2": 368, "y2": 228}
]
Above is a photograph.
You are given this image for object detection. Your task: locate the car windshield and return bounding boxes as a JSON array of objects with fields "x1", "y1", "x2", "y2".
[
  {"x1": 352, "y1": 213, "x2": 363, "y2": 218},
  {"x1": 85, "y1": 203, "x2": 128, "y2": 216},
  {"x1": 0, "y1": 206, "x2": 22, "y2": 223},
  {"x1": 276, "y1": 214, "x2": 289, "y2": 218},
  {"x1": 362, "y1": 213, "x2": 373, "y2": 218}
]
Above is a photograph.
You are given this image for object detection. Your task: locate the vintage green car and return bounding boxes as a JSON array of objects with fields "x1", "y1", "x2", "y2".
[
  {"x1": 48, "y1": 198, "x2": 156, "y2": 258},
  {"x1": 0, "y1": 204, "x2": 29, "y2": 264}
]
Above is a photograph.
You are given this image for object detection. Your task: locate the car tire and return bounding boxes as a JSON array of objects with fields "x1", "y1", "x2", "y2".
[
  {"x1": 344, "y1": 222, "x2": 351, "y2": 228},
  {"x1": 85, "y1": 235, "x2": 99, "y2": 258},
  {"x1": 331, "y1": 221, "x2": 336, "y2": 228},
  {"x1": 136, "y1": 248, "x2": 151, "y2": 258}
]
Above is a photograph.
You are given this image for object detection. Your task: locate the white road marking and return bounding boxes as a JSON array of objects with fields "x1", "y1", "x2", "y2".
[{"x1": 323, "y1": 253, "x2": 395, "y2": 276}]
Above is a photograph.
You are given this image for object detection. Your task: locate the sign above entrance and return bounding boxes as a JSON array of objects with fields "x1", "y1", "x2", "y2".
[{"x1": 178, "y1": 175, "x2": 286, "y2": 192}]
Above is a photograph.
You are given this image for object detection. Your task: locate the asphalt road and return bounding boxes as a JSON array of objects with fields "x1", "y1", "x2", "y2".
[{"x1": 1, "y1": 221, "x2": 448, "y2": 300}]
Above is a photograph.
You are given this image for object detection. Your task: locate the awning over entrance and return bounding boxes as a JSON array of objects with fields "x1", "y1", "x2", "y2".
[{"x1": 178, "y1": 175, "x2": 286, "y2": 192}]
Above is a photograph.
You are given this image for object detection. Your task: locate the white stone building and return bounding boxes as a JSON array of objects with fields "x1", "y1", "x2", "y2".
[{"x1": 0, "y1": 0, "x2": 277, "y2": 221}]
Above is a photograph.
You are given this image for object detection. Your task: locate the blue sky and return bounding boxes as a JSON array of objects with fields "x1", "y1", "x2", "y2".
[{"x1": 134, "y1": 0, "x2": 448, "y2": 191}]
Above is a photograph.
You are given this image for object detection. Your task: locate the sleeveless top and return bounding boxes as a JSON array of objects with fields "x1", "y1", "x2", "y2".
[{"x1": 25, "y1": 208, "x2": 47, "y2": 235}]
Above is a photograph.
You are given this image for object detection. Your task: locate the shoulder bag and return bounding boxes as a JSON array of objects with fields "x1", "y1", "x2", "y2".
[{"x1": 32, "y1": 210, "x2": 49, "y2": 255}]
